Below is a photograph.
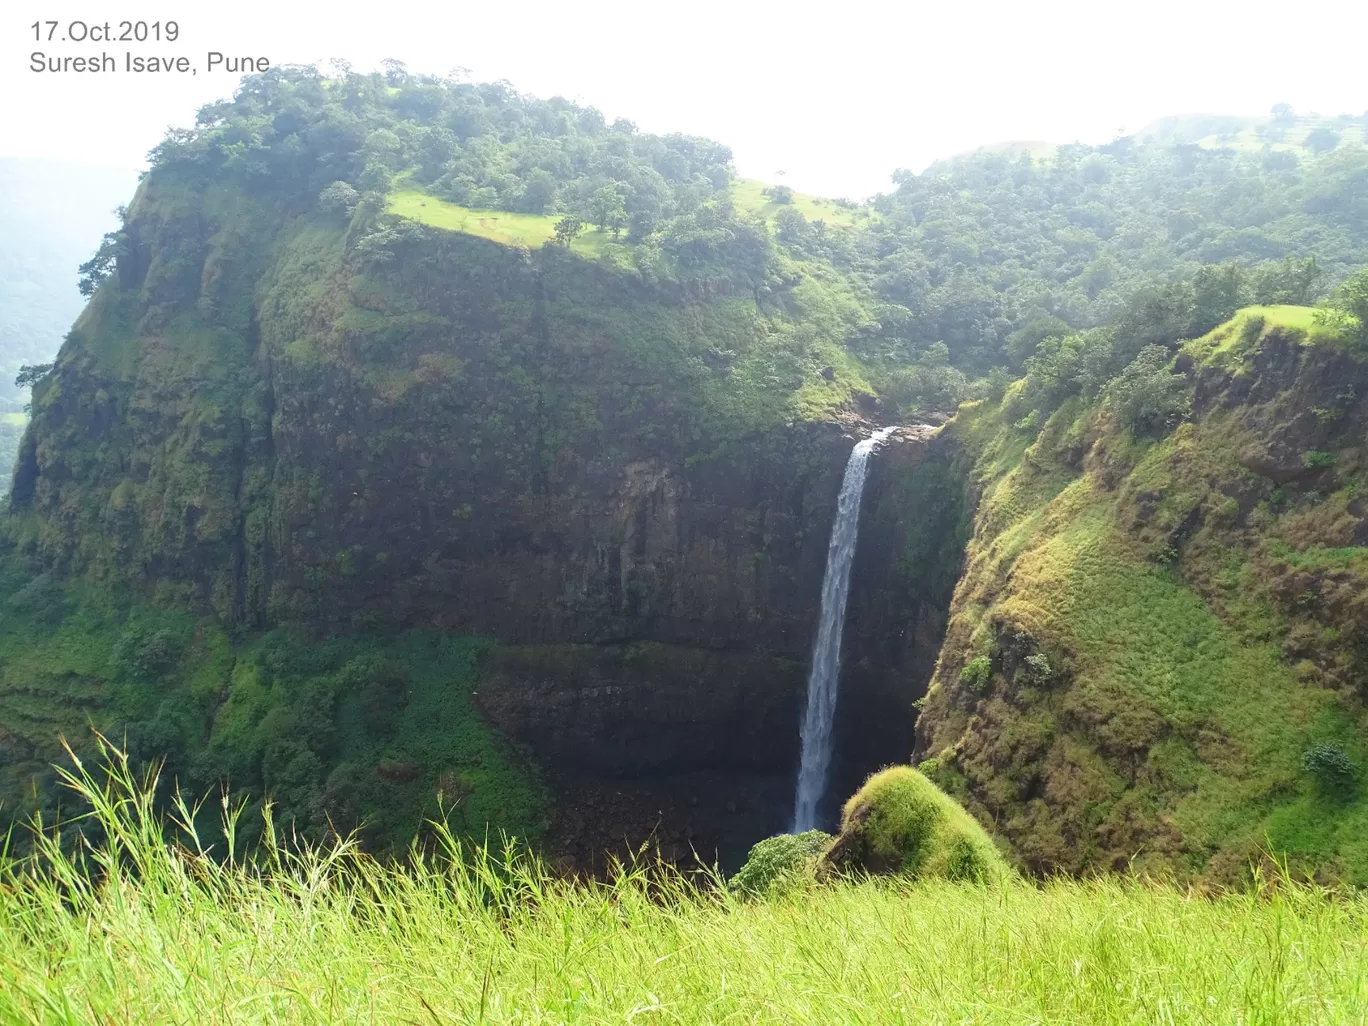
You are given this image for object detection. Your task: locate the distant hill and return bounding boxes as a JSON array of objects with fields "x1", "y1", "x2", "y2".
[
  {"x1": 964, "y1": 111, "x2": 1368, "y2": 165},
  {"x1": 0, "y1": 158, "x2": 139, "y2": 412},
  {"x1": 1134, "y1": 111, "x2": 1368, "y2": 154},
  {"x1": 0, "y1": 158, "x2": 137, "y2": 494}
]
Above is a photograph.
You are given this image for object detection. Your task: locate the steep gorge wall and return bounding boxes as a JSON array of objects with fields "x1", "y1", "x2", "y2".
[
  {"x1": 4, "y1": 175, "x2": 967, "y2": 864},
  {"x1": 470, "y1": 426, "x2": 969, "y2": 867},
  {"x1": 915, "y1": 318, "x2": 1368, "y2": 884}
]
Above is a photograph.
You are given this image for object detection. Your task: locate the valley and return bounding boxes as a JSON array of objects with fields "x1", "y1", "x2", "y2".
[
  {"x1": 4, "y1": 69, "x2": 1368, "y2": 882},
  {"x1": 3, "y1": 50, "x2": 1368, "y2": 1021},
  {"x1": 2, "y1": 48, "x2": 1368, "y2": 1026}
]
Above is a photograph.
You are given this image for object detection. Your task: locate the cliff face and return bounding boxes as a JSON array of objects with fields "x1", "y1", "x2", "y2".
[
  {"x1": 915, "y1": 313, "x2": 1368, "y2": 884},
  {"x1": 12, "y1": 175, "x2": 869, "y2": 635},
  {"x1": 468, "y1": 427, "x2": 967, "y2": 867},
  {"x1": 3, "y1": 174, "x2": 962, "y2": 864},
  {"x1": 14, "y1": 163, "x2": 1365, "y2": 884}
]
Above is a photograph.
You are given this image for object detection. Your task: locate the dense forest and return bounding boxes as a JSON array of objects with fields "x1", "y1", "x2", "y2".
[
  {"x1": 122, "y1": 64, "x2": 1368, "y2": 388},
  {"x1": 863, "y1": 127, "x2": 1368, "y2": 365}
]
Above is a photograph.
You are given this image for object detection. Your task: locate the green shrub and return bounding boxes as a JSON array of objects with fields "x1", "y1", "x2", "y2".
[
  {"x1": 959, "y1": 655, "x2": 992, "y2": 692},
  {"x1": 1302, "y1": 450, "x2": 1336, "y2": 469},
  {"x1": 1324, "y1": 267, "x2": 1368, "y2": 345},
  {"x1": 824, "y1": 766, "x2": 1008, "y2": 883},
  {"x1": 982, "y1": 366, "x2": 1012, "y2": 402},
  {"x1": 916, "y1": 756, "x2": 960, "y2": 792},
  {"x1": 1302, "y1": 744, "x2": 1357, "y2": 800},
  {"x1": 1023, "y1": 652, "x2": 1054, "y2": 683},
  {"x1": 1105, "y1": 345, "x2": 1190, "y2": 436},
  {"x1": 730, "y1": 830, "x2": 832, "y2": 895},
  {"x1": 112, "y1": 625, "x2": 184, "y2": 683},
  {"x1": 4, "y1": 572, "x2": 66, "y2": 624}
]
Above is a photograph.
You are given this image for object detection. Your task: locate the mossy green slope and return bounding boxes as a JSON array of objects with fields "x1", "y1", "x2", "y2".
[
  {"x1": 825, "y1": 765, "x2": 1008, "y2": 882},
  {"x1": 917, "y1": 308, "x2": 1368, "y2": 883},
  {"x1": 0, "y1": 557, "x2": 548, "y2": 848}
]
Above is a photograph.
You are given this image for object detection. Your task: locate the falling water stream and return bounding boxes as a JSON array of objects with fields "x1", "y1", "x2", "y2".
[{"x1": 792, "y1": 426, "x2": 898, "y2": 833}]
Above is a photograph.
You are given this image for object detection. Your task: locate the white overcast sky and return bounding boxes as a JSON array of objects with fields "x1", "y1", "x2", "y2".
[{"x1": 5, "y1": 0, "x2": 1368, "y2": 198}]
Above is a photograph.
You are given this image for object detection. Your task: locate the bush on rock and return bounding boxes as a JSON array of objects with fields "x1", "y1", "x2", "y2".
[{"x1": 822, "y1": 766, "x2": 1008, "y2": 883}]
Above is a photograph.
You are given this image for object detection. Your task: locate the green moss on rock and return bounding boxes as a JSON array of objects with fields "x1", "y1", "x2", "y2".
[{"x1": 823, "y1": 766, "x2": 1008, "y2": 883}]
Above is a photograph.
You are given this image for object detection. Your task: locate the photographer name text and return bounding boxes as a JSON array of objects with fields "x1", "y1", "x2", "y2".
[
  {"x1": 31, "y1": 51, "x2": 269, "y2": 75},
  {"x1": 28, "y1": 21, "x2": 268, "y2": 76}
]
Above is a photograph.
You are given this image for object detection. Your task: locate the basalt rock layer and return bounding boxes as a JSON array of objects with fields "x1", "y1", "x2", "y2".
[{"x1": 2, "y1": 172, "x2": 964, "y2": 863}]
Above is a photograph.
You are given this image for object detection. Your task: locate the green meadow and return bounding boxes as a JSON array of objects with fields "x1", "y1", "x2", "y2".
[
  {"x1": 3, "y1": 747, "x2": 1368, "y2": 1024},
  {"x1": 387, "y1": 177, "x2": 871, "y2": 256},
  {"x1": 729, "y1": 177, "x2": 874, "y2": 227},
  {"x1": 386, "y1": 189, "x2": 629, "y2": 259}
]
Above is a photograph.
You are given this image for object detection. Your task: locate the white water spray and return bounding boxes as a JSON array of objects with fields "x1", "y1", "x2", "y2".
[{"x1": 792, "y1": 427, "x2": 897, "y2": 833}]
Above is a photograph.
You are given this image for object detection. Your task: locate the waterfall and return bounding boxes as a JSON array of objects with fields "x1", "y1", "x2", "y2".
[{"x1": 792, "y1": 426, "x2": 897, "y2": 833}]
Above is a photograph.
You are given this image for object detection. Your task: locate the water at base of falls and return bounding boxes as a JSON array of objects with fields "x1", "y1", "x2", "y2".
[{"x1": 792, "y1": 426, "x2": 898, "y2": 833}]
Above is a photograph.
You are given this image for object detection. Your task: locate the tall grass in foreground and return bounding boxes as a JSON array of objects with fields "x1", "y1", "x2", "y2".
[{"x1": 3, "y1": 744, "x2": 1368, "y2": 1024}]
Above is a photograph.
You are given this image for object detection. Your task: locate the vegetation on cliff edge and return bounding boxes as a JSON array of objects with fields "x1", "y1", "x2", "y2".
[
  {"x1": 917, "y1": 296, "x2": 1368, "y2": 883},
  {"x1": 0, "y1": 557, "x2": 548, "y2": 850}
]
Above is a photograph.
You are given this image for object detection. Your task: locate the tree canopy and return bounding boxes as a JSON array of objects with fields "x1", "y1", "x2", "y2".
[{"x1": 127, "y1": 66, "x2": 1368, "y2": 403}]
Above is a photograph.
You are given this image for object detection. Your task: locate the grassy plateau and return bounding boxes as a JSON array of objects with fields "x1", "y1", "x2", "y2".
[
  {"x1": 3, "y1": 745, "x2": 1368, "y2": 1024},
  {"x1": 386, "y1": 189, "x2": 629, "y2": 259},
  {"x1": 387, "y1": 177, "x2": 870, "y2": 256},
  {"x1": 728, "y1": 177, "x2": 873, "y2": 227}
]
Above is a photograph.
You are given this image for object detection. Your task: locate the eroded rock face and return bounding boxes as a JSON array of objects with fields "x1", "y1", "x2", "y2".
[
  {"x1": 471, "y1": 425, "x2": 969, "y2": 869},
  {"x1": 478, "y1": 642, "x2": 804, "y2": 870},
  {"x1": 357, "y1": 423, "x2": 855, "y2": 649},
  {"x1": 829, "y1": 427, "x2": 970, "y2": 829}
]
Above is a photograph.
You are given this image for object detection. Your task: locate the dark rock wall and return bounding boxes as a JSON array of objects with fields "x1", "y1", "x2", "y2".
[
  {"x1": 11, "y1": 183, "x2": 971, "y2": 864},
  {"x1": 831, "y1": 428, "x2": 971, "y2": 826},
  {"x1": 474, "y1": 426, "x2": 969, "y2": 867}
]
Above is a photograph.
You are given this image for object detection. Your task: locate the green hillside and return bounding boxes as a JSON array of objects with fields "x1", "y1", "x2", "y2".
[
  {"x1": 387, "y1": 188, "x2": 630, "y2": 259},
  {"x1": 729, "y1": 177, "x2": 872, "y2": 227},
  {"x1": 918, "y1": 301, "x2": 1368, "y2": 882},
  {"x1": 389, "y1": 177, "x2": 871, "y2": 253}
]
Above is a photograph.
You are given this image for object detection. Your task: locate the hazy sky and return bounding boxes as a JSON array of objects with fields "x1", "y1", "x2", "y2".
[{"x1": 6, "y1": 0, "x2": 1368, "y2": 197}]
